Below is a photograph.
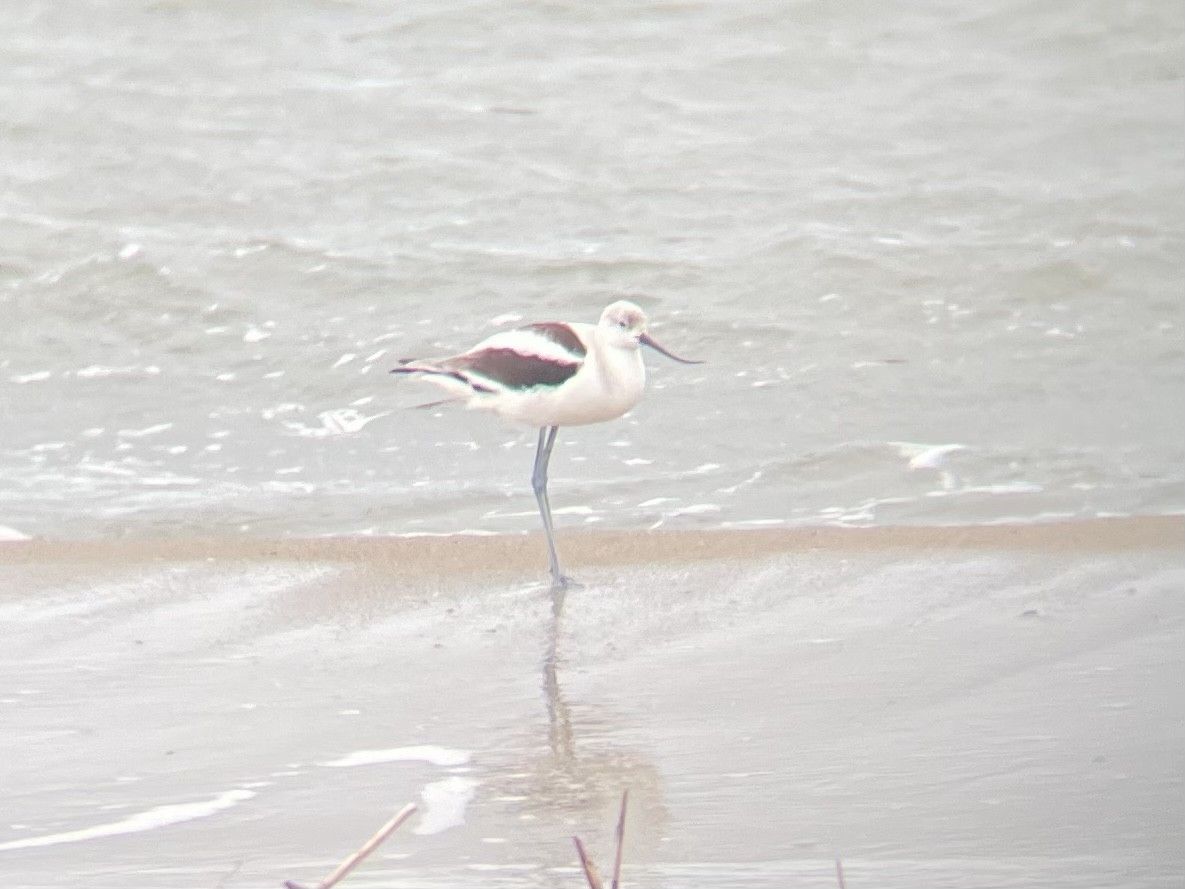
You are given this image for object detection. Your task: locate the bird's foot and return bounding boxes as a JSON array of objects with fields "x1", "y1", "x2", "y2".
[{"x1": 549, "y1": 573, "x2": 582, "y2": 593}]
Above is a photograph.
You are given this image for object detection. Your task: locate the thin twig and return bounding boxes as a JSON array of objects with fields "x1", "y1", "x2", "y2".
[
  {"x1": 284, "y1": 802, "x2": 417, "y2": 889},
  {"x1": 572, "y1": 835, "x2": 604, "y2": 889},
  {"x1": 835, "y1": 857, "x2": 847, "y2": 889},
  {"x1": 610, "y1": 790, "x2": 628, "y2": 889}
]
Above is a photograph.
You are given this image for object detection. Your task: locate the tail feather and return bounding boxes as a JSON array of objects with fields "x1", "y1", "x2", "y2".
[
  {"x1": 411, "y1": 397, "x2": 456, "y2": 411},
  {"x1": 389, "y1": 362, "x2": 496, "y2": 395}
]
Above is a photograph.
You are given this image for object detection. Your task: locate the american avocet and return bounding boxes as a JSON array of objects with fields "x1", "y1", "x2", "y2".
[{"x1": 391, "y1": 300, "x2": 702, "y2": 589}]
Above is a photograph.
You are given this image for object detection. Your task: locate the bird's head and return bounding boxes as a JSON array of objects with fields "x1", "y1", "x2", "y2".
[{"x1": 599, "y1": 300, "x2": 703, "y2": 364}]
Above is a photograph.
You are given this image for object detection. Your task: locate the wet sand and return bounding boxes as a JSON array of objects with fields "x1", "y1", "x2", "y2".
[
  {"x1": 2, "y1": 517, "x2": 1183, "y2": 888},
  {"x1": 4, "y1": 514, "x2": 1179, "y2": 570}
]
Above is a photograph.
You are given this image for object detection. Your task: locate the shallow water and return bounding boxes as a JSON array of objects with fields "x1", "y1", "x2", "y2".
[
  {"x1": 2, "y1": 0, "x2": 1183, "y2": 541},
  {"x1": 1, "y1": 524, "x2": 1183, "y2": 888}
]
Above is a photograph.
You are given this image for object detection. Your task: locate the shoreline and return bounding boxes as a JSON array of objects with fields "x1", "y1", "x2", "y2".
[
  {"x1": 2, "y1": 515, "x2": 1180, "y2": 571},
  {"x1": 3, "y1": 513, "x2": 1181, "y2": 886}
]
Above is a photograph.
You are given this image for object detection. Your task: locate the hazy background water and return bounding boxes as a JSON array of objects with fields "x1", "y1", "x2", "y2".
[{"x1": 2, "y1": 0, "x2": 1183, "y2": 540}]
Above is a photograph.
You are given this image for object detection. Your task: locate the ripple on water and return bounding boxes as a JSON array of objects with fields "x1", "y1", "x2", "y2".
[{"x1": 0, "y1": 789, "x2": 255, "y2": 852}]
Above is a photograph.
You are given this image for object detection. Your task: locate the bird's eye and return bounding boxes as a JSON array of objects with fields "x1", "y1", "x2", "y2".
[{"x1": 617, "y1": 318, "x2": 629, "y2": 329}]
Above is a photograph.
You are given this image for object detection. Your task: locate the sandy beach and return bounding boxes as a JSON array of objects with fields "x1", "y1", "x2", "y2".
[{"x1": 1, "y1": 516, "x2": 1182, "y2": 888}]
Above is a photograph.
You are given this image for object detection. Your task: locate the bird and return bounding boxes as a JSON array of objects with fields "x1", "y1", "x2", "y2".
[{"x1": 391, "y1": 300, "x2": 702, "y2": 589}]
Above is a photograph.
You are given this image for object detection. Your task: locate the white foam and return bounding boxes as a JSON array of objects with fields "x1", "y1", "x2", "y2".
[
  {"x1": 282, "y1": 409, "x2": 389, "y2": 437},
  {"x1": 671, "y1": 503, "x2": 722, "y2": 516},
  {"x1": 413, "y1": 776, "x2": 478, "y2": 836},
  {"x1": 78, "y1": 461, "x2": 137, "y2": 477},
  {"x1": 960, "y1": 482, "x2": 1044, "y2": 496},
  {"x1": 396, "y1": 529, "x2": 498, "y2": 538},
  {"x1": 717, "y1": 469, "x2": 764, "y2": 494},
  {"x1": 9, "y1": 371, "x2": 51, "y2": 383},
  {"x1": 117, "y1": 423, "x2": 173, "y2": 439},
  {"x1": 76, "y1": 364, "x2": 141, "y2": 378},
  {"x1": 139, "y1": 475, "x2": 201, "y2": 487},
  {"x1": 908, "y1": 444, "x2": 967, "y2": 470},
  {"x1": 637, "y1": 497, "x2": 675, "y2": 508},
  {"x1": 552, "y1": 505, "x2": 595, "y2": 516},
  {"x1": 0, "y1": 789, "x2": 254, "y2": 852},
  {"x1": 889, "y1": 440, "x2": 968, "y2": 469},
  {"x1": 321, "y1": 745, "x2": 471, "y2": 768}
]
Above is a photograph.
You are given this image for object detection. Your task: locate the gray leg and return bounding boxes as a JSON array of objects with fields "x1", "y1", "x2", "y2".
[{"x1": 531, "y1": 426, "x2": 571, "y2": 589}]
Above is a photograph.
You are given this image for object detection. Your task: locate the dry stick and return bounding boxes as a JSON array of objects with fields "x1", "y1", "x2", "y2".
[
  {"x1": 835, "y1": 858, "x2": 847, "y2": 889},
  {"x1": 284, "y1": 803, "x2": 417, "y2": 889},
  {"x1": 572, "y1": 835, "x2": 605, "y2": 889},
  {"x1": 610, "y1": 790, "x2": 629, "y2": 889}
]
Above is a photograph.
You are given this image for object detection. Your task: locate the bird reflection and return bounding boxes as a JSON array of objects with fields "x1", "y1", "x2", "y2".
[
  {"x1": 509, "y1": 584, "x2": 665, "y2": 846},
  {"x1": 467, "y1": 580, "x2": 670, "y2": 878},
  {"x1": 543, "y1": 586, "x2": 574, "y2": 763}
]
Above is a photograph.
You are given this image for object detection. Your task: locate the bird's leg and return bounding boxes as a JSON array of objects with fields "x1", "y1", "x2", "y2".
[{"x1": 531, "y1": 425, "x2": 571, "y2": 590}]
